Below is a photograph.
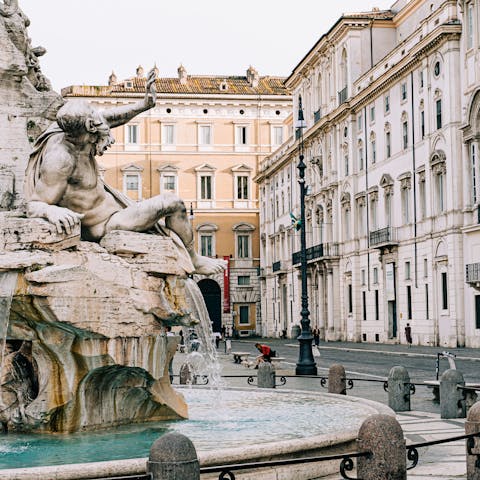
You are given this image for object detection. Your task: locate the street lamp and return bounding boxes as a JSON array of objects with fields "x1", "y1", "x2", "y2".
[{"x1": 295, "y1": 95, "x2": 317, "y2": 376}]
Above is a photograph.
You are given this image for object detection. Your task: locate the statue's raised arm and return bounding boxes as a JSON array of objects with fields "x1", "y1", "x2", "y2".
[{"x1": 103, "y1": 68, "x2": 157, "y2": 129}]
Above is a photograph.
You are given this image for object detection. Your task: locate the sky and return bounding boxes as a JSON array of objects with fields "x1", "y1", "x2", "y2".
[{"x1": 20, "y1": 0, "x2": 394, "y2": 92}]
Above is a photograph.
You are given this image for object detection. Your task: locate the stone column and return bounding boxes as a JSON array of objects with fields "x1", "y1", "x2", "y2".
[
  {"x1": 257, "y1": 362, "x2": 276, "y2": 388},
  {"x1": 318, "y1": 272, "x2": 325, "y2": 339},
  {"x1": 440, "y1": 369, "x2": 465, "y2": 419},
  {"x1": 147, "y1": 432, "x2": 200, "y2": 480},
  {"x1": 465, "y1": 401, "x2": 480, "y2": 480},
  {"x1": 357, "y1": 414, "x2": 406, "y2": 480},
  {"x1": 388, "y1": 366, "x2": 411, "y2": 412},
  {"x1": 328, "y1": 363, "x2": 346, "y2": 395}
]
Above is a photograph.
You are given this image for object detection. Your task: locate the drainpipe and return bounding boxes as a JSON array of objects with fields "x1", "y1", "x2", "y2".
[
  {"x1": 364, "y1": 107, "x2": 370, "y2": 291},
  {"x1": 410, "y1": 72, "x2": 418, "y2": 289}
]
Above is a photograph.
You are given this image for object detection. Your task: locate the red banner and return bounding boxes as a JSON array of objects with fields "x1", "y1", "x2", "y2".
[{"x1": 223, "y1": 256, "x2": 230, "y2": 313}]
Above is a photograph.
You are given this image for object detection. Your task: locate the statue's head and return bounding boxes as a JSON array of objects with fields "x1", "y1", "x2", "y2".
[{"x1": 56, "y1": 100, "x2": 114, "y2": 156}]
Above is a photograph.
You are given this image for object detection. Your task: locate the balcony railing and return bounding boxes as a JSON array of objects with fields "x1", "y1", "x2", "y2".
[
  {"x1": 272, "y1": 261, "x2": 282, "y2": 272},
  {"x1": 314, "y1": 109, "x2": 321, "y2": 123},
  {"x1": 292, "y1": 242, "x2": 339, "y2": 265},
  {"x1": 338, "y1": 86, "x2": 348, "y2": 105},
  {"x1": 466, "y1": 263, "x2": 480, "y2": 283},
  {"x1": 369, "y1": 227, "x2": 397, "y2": 247}
]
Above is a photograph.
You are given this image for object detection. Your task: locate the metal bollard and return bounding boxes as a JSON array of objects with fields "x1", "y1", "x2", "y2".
[
  {"x1": 147, "y1": 432, "x2": 200, "y2": 480},
  {"x1": 440, "y1": 369, "x2": 465, "y2": 419},
  {"x1": 388, "y1": 366, "x2": 411, "y2": 412},
  {"x1": 357, "y1": 414, "x2": 406, "y2": 480},
  {"x1": 257, "y1": 361, "x2": 276, "y2": 388},
  {"x1": 466, "y1": 401, "x2": 480, "y2": 479},
  {"x1": 328, "y1": 363, "x2": 346, "y2": 395}
]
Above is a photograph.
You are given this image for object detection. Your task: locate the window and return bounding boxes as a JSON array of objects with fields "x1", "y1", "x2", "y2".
[
  {"x1": 238, "y1": 276, "x2": 250, "y2": 286},
  {"x1": 370, "y1": 105, "x2": 375, "y2": 122},
  {"x1": 407, "y1": 285, "x2": 412, "y2": 320},
  {"x1": 435, "y1": 168, "x2": 446, "y2": 213},
  {"x1": 237, "y1": 235, "x2": 250, "y2": 258},
  {"x1": 273, "y1": 126, "x2": 283, "y2": 145},
  {"x1": 420, "y1": 110, "x2": 425, "y2": 139},
  {"x1": 361, "y1": 269, "x2": 366, "y2": 286},
  {"x1": 436, "y1": 99, "x2": 442, "y2": 130},
  {"x1": 163, "y1": 175, "x2": 176, "y2": 191},
  {"x1": 362, "y1": 291, "x2": 367, "y2": 320},
  {"x1": 344, "y1": 154, "x2": 349, "y2": 176},
  {"x1": 386, "y1": 131, "x2": 391, "y2": 158},
  {"x1": 419, "y1": 175, "x2": 426, "y2": 219},
  {"x1": 200, "y1": 235, "x2": 213, "y2": 257},
  {"x1": 402, "y1": 121, "x2": 408, "y2": 149},
  {"x1": 236, "y1": 175, "x2": 249, "y2": 200},
  {"x1": 384, "y1": 94, "x2": 390, "y2": 114},
  {"x1": 358, "y1": 144, "x2": 364, "y2": 171},
  {"x1": 126, "y1": 174, "x2": 138, "y2": 191},
  {"x1": 239, "y1": 305, "x2": 250, "y2": 325},
  {"x1": 424, "y1": 258, "x2": 428, "y2": 278},
  {"x1": 472, "y1": 143, "x2": 477, "y2": 203},
  {"x1": 199, "y1": 125, "x2": 212, "y2": 145},
  {"x1": 476, "y1": 296, "x2": 480, "y2": 329},
  {"x1": 373, "y1": 267, "x2": 378, "y2": 284},
  {"x1": 419, "y1": 70, "x2": 424, "y2": 89},
  {"x1": 401, "y1": 82, "x2": 407, "y2": 101},
  {"x1": 163, "y1": 124, "x2": 175, "y2": 145},
  {"x1": 441, "y1": 271, "x2": 448, "y2": 310},
  {"x1": 401, "y1": 187, "x2": 410, "y2": 224},
  {"x1": 385, "y1": 193, "x2": 392, "y2": 227},
  {"x1": 127, "y1": 124, "x2": 139, "y2": 144},
  {"x1": 201, "y1": 175, "x2": 212, "y2": 199},
  {"x1": 467, "y1": 3, "x2": 474, "y2": 49},
  {"x1": 371, "y1": 139, "x2": 376, "y2": 164},
  {"x1": 433, "y1": 61, "x2": 441, "y2": 78},
  {"x1": 425, "y1": 284, "x2": 429, "y2": 319},
  {"x1": 348, "y1": 284, "x2": 353, "y2": 314},
  {"x1": 405, "y1": 261, "x2": 411, "y2": 280},
  {"x1": 375, "y1": 290, "x2": 379, "y2": 320},
  {"x1": 357, "y1": 114, "x2": 363, "y2": 132},
  {"x1": 370, "y1": 197, "x2": 377, "y2": 230},
  {"x1": 236, "y1": 125, "x2": 248, "y2": 145}
]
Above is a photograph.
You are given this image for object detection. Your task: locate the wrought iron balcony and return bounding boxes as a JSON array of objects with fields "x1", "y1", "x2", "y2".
[
  {"x1": 338, "y1": 86, "x2": 348, "y2": 105},
  {"x1": 369, "y1": 227, "x2": 398, "y2": 248},
  {"x1": 466, "y1": 263, "x2": 480, "y2": 284},
  {"x1": 292, "y1": 242, "x2": 339, "y2": 265},
  {"x1": 314, "y1": 109, "x2": 321, "y2": 123}
]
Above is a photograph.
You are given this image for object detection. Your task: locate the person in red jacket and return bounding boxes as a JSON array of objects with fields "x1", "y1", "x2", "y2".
[{"x1": 254, "y1": 343, "x2": 275, "y2": 368}]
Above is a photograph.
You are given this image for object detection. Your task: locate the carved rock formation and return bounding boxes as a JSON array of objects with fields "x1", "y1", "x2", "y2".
[{"x1": 0, "y1": 212, "x2": 192, "y2": 433}]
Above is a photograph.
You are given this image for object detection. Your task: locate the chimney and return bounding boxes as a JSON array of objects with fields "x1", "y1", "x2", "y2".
[
  {"x1": 178, "y1": 64, "x2": 188, "y2": 85},
  {"x1": 136, "y1": 65, "x2": 144, "y2": 78},
  {"x1": 108, "y1": 71, "x2": 117, "y2": 86},
  {"x1": 246, "y1": 66, "x2": 259, "y2": 88}
]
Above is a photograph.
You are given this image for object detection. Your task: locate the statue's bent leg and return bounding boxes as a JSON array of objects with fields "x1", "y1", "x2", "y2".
[{"x1": 105, "y1": 194, "x2": 185, "y2": 233}]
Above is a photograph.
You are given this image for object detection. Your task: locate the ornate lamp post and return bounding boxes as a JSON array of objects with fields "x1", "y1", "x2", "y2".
[{"x1": 295, "y1": 95, "x2": 317, "y2": 376}]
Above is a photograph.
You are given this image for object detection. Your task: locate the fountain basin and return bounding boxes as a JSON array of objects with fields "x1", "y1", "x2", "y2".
[{"x1": 0, "y1": 386, "x2": 393, "y2": 479}]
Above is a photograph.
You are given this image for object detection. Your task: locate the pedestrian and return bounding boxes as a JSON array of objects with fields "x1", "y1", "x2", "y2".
[
  {"x1": 405, "y1": 323, "x2": 412, "y2": 347},
  {"x1": 313, "y1": 328, "x2": 320, "y2": 347},
  {"x1": 166, "y1": 326, "x2": 175, "y2": 382},
  {"x1": 254, "y1": 343, "x2": 275, "y2": 368}
]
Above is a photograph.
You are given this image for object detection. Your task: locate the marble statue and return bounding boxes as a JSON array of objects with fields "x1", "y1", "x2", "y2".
[{"x1": 24, "y1": 68, "x2": 226, "y2": 276}]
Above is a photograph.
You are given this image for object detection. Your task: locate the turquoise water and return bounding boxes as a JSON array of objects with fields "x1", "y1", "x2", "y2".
[{"x1": 0, "y1": 388, "x2": 374, "y2": 469}]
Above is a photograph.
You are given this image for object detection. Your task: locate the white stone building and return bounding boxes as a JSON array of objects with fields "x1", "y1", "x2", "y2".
[{"x1": 256, "y1": 0, "x2": 480, "y2": 347}]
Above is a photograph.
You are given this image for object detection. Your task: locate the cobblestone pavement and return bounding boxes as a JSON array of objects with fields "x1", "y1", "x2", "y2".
[{"x1": 173, "y1": 339, "x2": 478, "y2": 479}]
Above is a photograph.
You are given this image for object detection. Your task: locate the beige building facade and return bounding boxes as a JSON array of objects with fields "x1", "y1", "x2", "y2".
[
  {"x1": 256, "y1": 0, "x2": 480, "y2": 347},
  {"x1": 63, "y1": 65, "x2": 291, "y2": 336}
]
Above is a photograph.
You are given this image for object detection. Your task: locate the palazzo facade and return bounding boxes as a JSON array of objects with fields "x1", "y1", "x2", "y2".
[{"x1": 257, "y1": 0, "x2": 480, "y2": 347}]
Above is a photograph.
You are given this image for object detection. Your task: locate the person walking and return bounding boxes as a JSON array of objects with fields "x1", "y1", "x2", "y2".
[{"x1": 405, "y1": 323, "x2": 412, "y2": 347}]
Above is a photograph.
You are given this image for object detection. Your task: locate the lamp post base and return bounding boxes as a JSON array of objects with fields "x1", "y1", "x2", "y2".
[{"x1": 295, "y1": 335, "x2": 318, "y2": 376}]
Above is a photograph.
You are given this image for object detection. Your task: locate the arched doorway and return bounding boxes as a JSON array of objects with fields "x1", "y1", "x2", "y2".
[{"x1": 198, "y1": 279, "x2": 222, "y2": 333}]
